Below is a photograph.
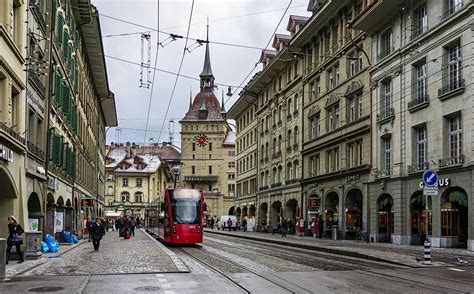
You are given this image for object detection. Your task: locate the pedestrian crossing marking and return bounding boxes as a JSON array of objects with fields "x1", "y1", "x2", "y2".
[{"x1": 448, "y1": 268, "x2": 465, "y2": 272}]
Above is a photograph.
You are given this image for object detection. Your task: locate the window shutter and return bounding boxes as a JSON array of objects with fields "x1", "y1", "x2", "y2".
[
  {"x1": 54, "y1": 72, "x2": 62, "y2": 108},
  {"x1": 56, "y1": 13, "x2": 63, "y2": 45},
  {"x1": 62, "y1": 30, "x2": 68, "y2": 59},
  {"x1": 52, "y1": 133, "x2": 61, "y2": 166},
  {"x1": 62, "y1": 84, "x2": 70, "y2": 115}
]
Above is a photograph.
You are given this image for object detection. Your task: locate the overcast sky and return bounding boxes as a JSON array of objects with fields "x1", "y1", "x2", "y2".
[{"x1": 92, "y1": 0, "x2": 310, "y2": 148}]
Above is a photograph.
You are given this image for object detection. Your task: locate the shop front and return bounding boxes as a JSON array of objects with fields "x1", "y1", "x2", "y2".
[{"x1": 344, "y1": 189, "x2": 363, "y2": 240}]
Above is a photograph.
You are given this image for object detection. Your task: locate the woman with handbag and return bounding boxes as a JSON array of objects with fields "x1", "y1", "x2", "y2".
[{"x1": 6, "y1": 215, "x2": 24, "y2": 264}]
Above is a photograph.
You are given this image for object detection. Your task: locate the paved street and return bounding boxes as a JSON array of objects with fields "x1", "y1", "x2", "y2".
[{"x1": 2, "y1": 230, "x2": 474, "y2": 293}]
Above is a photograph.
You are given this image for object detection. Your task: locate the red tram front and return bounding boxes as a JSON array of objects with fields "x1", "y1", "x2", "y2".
[{"x1": 155, "y1": 188, "x2": 204, "y2": 244}]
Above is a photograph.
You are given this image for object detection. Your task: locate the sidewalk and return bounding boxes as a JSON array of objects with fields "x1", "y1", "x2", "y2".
[
  {"x1": 5, "y1": 239, "x2": 86, "y2": 279},
  {"x1": 204, "y1": 229, "x2": 474, "y2": 267}
]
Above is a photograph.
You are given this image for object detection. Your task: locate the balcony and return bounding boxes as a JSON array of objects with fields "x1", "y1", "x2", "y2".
[
  {"x1": 374, "y1": 169, "x2": 392, "y2": 178},
  {"x1": 272, "y1": 124, "x2": 277, "y2": 130},
  {"x1": 286, "y1": 178, "x2": 300, "y2": 185},
  {"x1": 440, "y1": 2, "x2": 464, "y2": 20},
  {"x1": 260, "y1": 132, "x2": 264, "y2": 137},
  {"x1": 407, "y1": 162, "x2": 429, "y2": 174},
  {"x1": 376, "y1": 108, "x2": 395, "y2": 123},
  {"x1": 438, "y1": 79, "x2": 465, "y2": 101},
  {"x1": 259, "y1": 185, "x2": 269, "y2": 191},
  {"x1": 349, "y1": 0, "x2": 404, "y2": 33},
  {"x1": 439, "y1": 154, "x2": 465, "y2": 168},
  {"x1": 0, "y1": 122, "x2": 26, "y2": 146},
  {"x1": 184, "y1": 176, "x2": 219, "y2": 183},
  {"x1": 411, "y1": 26, "x2": 429, "y2": 40},
  {"x1": 271, "y1": 182, "x2": 282, "y2": 188},
  {"x1": 27, "y1": 141, "x2": 45, "y2": 162},
  {"x1": 408, "y1": 95, "x2": 429, "y2": 112},
  {"x1": 29, "y1": 71, "x2": 46, "y2": 97},
  {"x1": 377, "y1": 47, "x2": 394, "y2": 62}
]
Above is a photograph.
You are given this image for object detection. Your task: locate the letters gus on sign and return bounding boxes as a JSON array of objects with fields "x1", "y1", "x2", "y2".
[{"x1": 419, "y1": 178, "x2": 450, "y2": 189}]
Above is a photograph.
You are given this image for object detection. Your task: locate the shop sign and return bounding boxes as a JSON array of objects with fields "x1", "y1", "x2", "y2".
[
  {"x1": 54, "y1": 211, "x2": 64, "y2": 233},
  {"x1": 48, "y1": 177, "x2": 58, "y2": 191},
  {"x1": 308, "y1": 198, "x2": 320, "y2": 208},
  {"x1": 28, "y1": 218, "x2": 39, "y2": 232},
  {"x1": 0, "y1": 145, "x2": 13, "y2": 162},
  {"x1": 345, "y1": 174, "x2": 360, "y2": 182},
  {"x1": 418, "y1": 178, "x2": 450, "y2": 188},
  {"x1": 81, "y1": 198, "x2": 96, "y2": 207}
]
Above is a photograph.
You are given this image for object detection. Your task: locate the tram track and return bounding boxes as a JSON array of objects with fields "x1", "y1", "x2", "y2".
[{"x1": 175, "y1": 247, "x2": 313, "y2": 294}]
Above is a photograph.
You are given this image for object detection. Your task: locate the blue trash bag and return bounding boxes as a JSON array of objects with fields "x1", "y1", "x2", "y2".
[
  {"x1": 44, "y1": 234, "x2": 55, "y2": 245},
  {"x1": 48, "y1": 241, "x2": 60, "y2": 253},
  {"x1": 71, "y1": 235, "x2": 78, "y2": 243},
  {"x1": 40, "y1": 241, "x2": 49, "y2": 253},
  {"x1": 62, "y1": 231, "x2": 72, "y2": 243}
]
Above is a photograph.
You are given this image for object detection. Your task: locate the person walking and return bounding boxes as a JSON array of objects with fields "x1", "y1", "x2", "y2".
[
  {"x1": 6, "y1": 216, "x2": 24, "y2": 264},
  {"x1": 123, "y1": 216, "x2": 131, "y2": 239},
  {"x1": 281, "y1": 218, "x2": 288, "y2": 237},
  {"x1": 210, "y1": 217, "x2": 215, "y2": 230},
  {"x1": 318, "y1": 215, "x2": 324, "y2": 239},
  {"x1": 242, "y1": 218, "x2": 247, "y2": 232},
  {"x1": 227, "y1": 217, "x2": 232, "y2": 232},
  {"x1": 312, "y1": 217, "x2": 319, "y2": 238},
  {"x1": 115, "y1": 217, "x2": 123, "y2": 236},
  {"x1": 130, "y1": 217, "x2": 136, "y2": 237},
  {"x1": 91, "y1": 220, "x2": 106, "y2": 251}
]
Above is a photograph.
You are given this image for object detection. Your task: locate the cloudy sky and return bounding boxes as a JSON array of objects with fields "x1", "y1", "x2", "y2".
[{"x1": 92, "y1": 0, "x2": 310, "y2": 147}]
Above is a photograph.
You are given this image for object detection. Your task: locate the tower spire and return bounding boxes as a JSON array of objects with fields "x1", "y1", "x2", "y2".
[
  {"x1": 200, "y1": 18, "x2": 214, "y2": 90},
  {"x1": 220, "y1": 89, "x2": 226, "y2": 113}
]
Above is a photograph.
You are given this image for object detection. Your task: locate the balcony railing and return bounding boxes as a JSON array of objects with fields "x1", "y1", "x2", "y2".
[
  {"x1": 407, "y1": 162, "x2": 429, "y2": 174},
  {"x1": 440, "y1": 2, "x2": 464, "y2": 20},
  {"x1": 374, "y1": 169, "x2": 392, "y2": 178},
  {"x1": 272, "y1": 124, "x2": 277, "y2": 130},
  {"x1": 259, "y1": 185, "x2": 269, "y2": 191},
  {"x1": 293, "y1": 110, "x2": 299, "y2": 118},
  {"x1": 439, "y1": 154, "x2": 465, "y2": 168},
  {"x1": 260, "y1": 132, "x2": 264, "y2": 137},
  {"x1": 27, "y1": 141, "x2": 45, "y2": 162},
  {"x1": 411, "y1": 26, "x2": 429, "y2": 40},
  {"x1": 286, "y1": 178, "x2": 300, "y2": 185},
  {"x1": 31, "y1": 5, "x2": 47, "y2": 33},
  {"x1": 184, "y1": 176, "x2": 219, "y2": 182},
  {"x1": 29, "y1": 71, "x2": 46, "y2": 97},
  {"x1": 271, "y1": 182, "x2": 282, "y2": 188},
  {"x1": 277, "y1": 121, "x2": 282, "y2": 128},
  {"x1": 377, "y1": 46, "x2": 394, "y2": 62},
  {"x1": 438, "y1": 79, "x2": 465, "y2": 99},
  {"x1": 0, "y1": 122, "x2": 26, "y2": 145},
  {"x1": 408, "y1": 95, "x2": 429, "y2": 110},
  {"x1": 376, "y1": 108, "x2": 395, "y2": 122}
]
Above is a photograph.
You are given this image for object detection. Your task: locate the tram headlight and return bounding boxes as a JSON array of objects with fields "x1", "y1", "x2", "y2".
[
  {"x1": 173, "y1": 225, "x2": 176, "y2": 233},
  {"x1": 197, "y1": 225, "x2": 200, "y2": 234}
]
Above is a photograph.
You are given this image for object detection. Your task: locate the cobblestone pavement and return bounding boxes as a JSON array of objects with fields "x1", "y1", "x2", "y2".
[
  {"x1": 205, "y1": 229, "x2": 474, "y2": 267},
  {"x1": 21, "y1": 229, "x2": 182, "y2": 276}
]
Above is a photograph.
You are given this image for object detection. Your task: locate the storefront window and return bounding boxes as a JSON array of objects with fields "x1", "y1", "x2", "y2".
[
  {"x1": 346, "y1": 210, "x2": 360, "y2": 232},
  {"x1": 410, "y1": 193, "x2": 432, "y2": 237},
  {"x1": 440, "y1": 189, "x2": 468, "y2": 242}
]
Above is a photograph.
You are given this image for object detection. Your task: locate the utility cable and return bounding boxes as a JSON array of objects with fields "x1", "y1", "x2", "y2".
[
  {"x1": 157, "y1": 0, "x2": 195, "y2": 142},
  {"x1": 143, "y1": 0, "x2": 160, "y2": 146}
]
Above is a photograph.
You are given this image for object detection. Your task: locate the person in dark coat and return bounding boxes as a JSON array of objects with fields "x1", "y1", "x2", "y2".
[
  {"x1": 281, "y1": 218, "x2": 288, "y2": 237},
  {"x1": 242, "y1": 218, "x2": 247, "y2": 232},
  {"x1": 123, "y1": 216, "x2": 132, "y2": 238},
  {"x1": 6, "y1": 216, "x2": 24, "y2": 264},
  {"x1": 91, "y1": 220, "x2": 106, "y2": 251},
  {"x1": 115, "y1": 217, "x2": 123, "y2": 236},
  {"x1": 210, "y1": 217, "x2": 215, "y2": 230},
  {"x1": 318, "y1": 216, "x2": 324, "y2": 239}
]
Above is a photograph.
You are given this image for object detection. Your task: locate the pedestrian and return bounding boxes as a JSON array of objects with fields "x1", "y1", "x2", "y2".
[
  {"x1": 115, "y1": 217, "x2": 123, "y2": 236},
  {"x1": 85, "y1": 217, "x2": 92, "y2": 242},
  {"x1": 91, "y1": 220, "x2": 106, "y2": 251},
  {"x1": 210, "y1": 217, "x2": 215, "y2": 230},
  {"x1": 312, "y1": 217, "x2": 318, "y2": 238},
  {"x1": 131, "y1": 217, "x2": 136, "y2": 237},
  {"x1": 242, "y1": 218, "x2": 247, "y2": 232},
  {"x1": 281, "y1": 218, "x2": 288, "y2": 237},
  {"x1": 6, "y1": 216, "x2": 24, "y2": 264},
  {"x1": 123, "y1": 216, "x2": 131, "y2": 238},
  {"x1": 227, "y1": 217, "x2": 232, "y2": 232},
  {"x1": 136, "y1": 217, "x2": 141, "y2": 229},
  {"x1": 318, "y1": 215, "x2": 324, "y2": 239}
]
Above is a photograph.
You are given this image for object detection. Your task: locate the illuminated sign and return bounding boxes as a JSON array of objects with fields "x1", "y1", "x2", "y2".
[{"x1": 0, "y1": 145, "x2": 13, "y2": 162}]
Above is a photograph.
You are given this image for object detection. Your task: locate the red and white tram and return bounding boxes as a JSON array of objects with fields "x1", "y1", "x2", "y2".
[{"x1": 146, "y1": 188, "x2": 204, "y2": 244}]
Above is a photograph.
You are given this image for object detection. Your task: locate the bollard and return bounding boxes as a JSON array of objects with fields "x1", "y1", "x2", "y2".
[
  {"x1": 424, "y1": 240, "x2": 431, "y2": 265},
  {"x1": 0, "y1": 238, "x2": 6, "y2": 280},
  {"x1": 332, "y1": 225, "x2": 337, "y2": 241}
]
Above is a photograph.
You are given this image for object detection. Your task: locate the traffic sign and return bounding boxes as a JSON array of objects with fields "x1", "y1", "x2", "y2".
[
  {"x1": 422, "y1": 170, "x2": 438, "y2": 187},
  {"x1": 423, "y1": 186, "x2": 438, "y2": 196}
]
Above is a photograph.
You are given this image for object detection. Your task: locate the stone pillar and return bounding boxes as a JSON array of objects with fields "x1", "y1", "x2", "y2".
[
  {"x1": 25, "y1": 231, "x2": 42, "y2": 260},
  {"x1": 338, "y1": 185, "x2": 344, "y2": 238},
  {"x1": 430, "y1": 193, "x2": 441, "y2": 248}
]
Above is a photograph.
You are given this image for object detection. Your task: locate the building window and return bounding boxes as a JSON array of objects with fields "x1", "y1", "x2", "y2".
[
  {"x1": 135, "y1": 192, "x2": 143, "y2": 203},
  {"x1": 136, "y1": 178, "x2": 142, "y2": 187},
  {"x1": 326, "y1": 148, "x2": 339, "y2": 172},
  {"x1": 107, "y1": 185, "x2": 113, "y2": 195},
  {"x1": 209, "y1": 142, "x2": 212, "y2": 151},
  {"x1": 380, "y1": 79, "x2": 392, "y2": 118},
  {"x1": 208, "y1": 165, "x2": 212, "y2": 174},
  {"x1": 122, "y1": 178, "x2": 128, "y2": 187},
  {"x1": 447, "y1": 0, "x2": 463, "y2": 16},
  {"x1": 121, "y1": 192, "x2": 130, "y2": 202},
  {"x1": 414, "y1": 4, "x2": 428, "y2": 37},
  {"x1": 380, "y1": 29, "x2": 393, "y2": 60},
  {"x1": 415, "y1": 126, "x2": 427, "y2": 169},
  {"x1": 327, "y1": 104, "x2": 340, "y2": 131},
  {"x1": 382, "y1": 137, "x2": 392, "y2": 175},
  {"x1": 228, "y1": 151, "x2": 236, "y2": 157},
  {"x1": 228, "y1": 173, "x2": 235, "y2": 180},
  {"x1": 192, "y1": 166, "x2": 196, "y2": 175},
  {"x1": 228, "y1": 162, "x2": 235, "y2": 168},
  {"x1": 448, "y1": 115, "x2": 462, "y2": 161},
  {"x1": 192, "y1": 143, "x2": 196, "y2": 151},
  {"x1": 309, "y1": 114, "x2": 320, "y2": 140},
  {"x1": 415, "y1": 61, "x2": 427, "y2": 103},
  {"x1": 228, "y1": 184, "x2": 235, "y2": 193},
  {"x1": 446, "y1": 42, "x2": 462, "y2": 92}
]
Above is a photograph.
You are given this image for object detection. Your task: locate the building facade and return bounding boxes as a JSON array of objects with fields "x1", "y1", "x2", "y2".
[
  {"x1": 0, "y1": 0, "x2": 28, "y2": 238},
  {"x1": 179, "y1": 30, "x2": 236, "y2": 219},
  {"x1": 349, "y1": 0, "x2": 473, "y2": 250},
  {"x1": 289, "y1": 1, "x2": 372, "y2": 240}
]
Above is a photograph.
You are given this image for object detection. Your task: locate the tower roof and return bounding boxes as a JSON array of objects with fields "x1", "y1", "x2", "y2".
[
  {"x1": 181, "y1": 91, "x2": 224, "y2": 122},
  {"x1": 199, "y1": 22, "x2": 213, "y2": 78}
]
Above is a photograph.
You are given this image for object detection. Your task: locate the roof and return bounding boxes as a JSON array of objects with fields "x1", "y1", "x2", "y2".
[
  {"x1": 115, "y1": 154, "x2": 161, "y2": 174},
  {"x1": 134, "y1": 145, "x2": 181, "y2": 161},
  {"x1": 272, "y1": 34, "x2": 291, "y2": 48},
  {"x1": 181, "y1": 90, "x2": 225, "y2": 122},
  {"x1": 200, "y1": 25, "x2": 213, "y2": 78},
  {"x1": 259, "y1": 49, "x2": 276, "y2": 63},
  {"x1": 286, "y1": 15, "x2": 310, "y2": 31},
  {"x1": 223, "y1": 130, "x2": 235, "y2": 146},
  {"x1": 105, "y1": 146, "x2": 127, "y2": 168}
]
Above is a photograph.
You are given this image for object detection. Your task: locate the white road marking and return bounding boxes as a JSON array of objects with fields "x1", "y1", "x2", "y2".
[
  {"x1": 156, "y1": 274, "x2": 164, "y2": 278},
  {"x1": 448, "y1": 268, "x2": 465, "y2": 272},
  {"x1": 158, "y1": 278, "x2": 167, "y2": 283},
  {"x1": 162, "y1": 284, "x2": 171, "y2": 289},
  {"x1": 164, "y1": 291, "x2": 174, "y2": 294}
]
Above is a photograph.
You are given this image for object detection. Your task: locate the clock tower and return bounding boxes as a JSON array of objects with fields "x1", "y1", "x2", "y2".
[{"x1": 179, "y1": 25, "x2": 236, "y2": 220}]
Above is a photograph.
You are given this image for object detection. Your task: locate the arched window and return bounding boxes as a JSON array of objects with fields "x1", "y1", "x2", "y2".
[
  {"x1": 287, "y1": 130, "x2": 292, "y2": 148},
  {"x1": 294, "y1": 94, "x2": 299, "y2": 112},
  {"x1": 278, "y1": 135, "x2": 282, "y2": 153},
  {"x1": 287, "y1": 163, "x2": 293, "y2": 180},
  {"x1": 272, "y1": 138, "x2": 277, "y2": 155},
  {"x1": 135, "y1": 192, "x2": 143, "y2": 203},
  {"x1": 121, "y1": 192, "x2": 130, "y2": 202}
]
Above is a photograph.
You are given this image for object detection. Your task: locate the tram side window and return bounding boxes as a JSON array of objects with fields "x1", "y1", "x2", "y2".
[{"x1": 163, "y1": 202, "x2": 170, "y2": 229}]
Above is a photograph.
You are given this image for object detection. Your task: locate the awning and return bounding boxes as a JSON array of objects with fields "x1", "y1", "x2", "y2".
[{"x1": 105, "y1": 211, "x2": 121, "y2": 217}]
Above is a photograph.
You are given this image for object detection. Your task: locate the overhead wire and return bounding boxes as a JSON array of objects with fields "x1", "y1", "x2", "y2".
[{"x1": 156, "y1": 0, "x2": 196, "y2": 143}]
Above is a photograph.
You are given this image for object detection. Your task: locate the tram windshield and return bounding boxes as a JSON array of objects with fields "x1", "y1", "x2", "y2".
[{"x1": 171, "y1": 198, "x2": 201, "y2": 224}]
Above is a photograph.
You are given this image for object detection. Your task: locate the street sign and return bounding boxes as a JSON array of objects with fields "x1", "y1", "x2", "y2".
[
  {"x1": 423, "y1": 186, "x2": 438, "y2": 196},
  {"x1": 422, "y1": 170, "x2": 438, "y2": 187}
]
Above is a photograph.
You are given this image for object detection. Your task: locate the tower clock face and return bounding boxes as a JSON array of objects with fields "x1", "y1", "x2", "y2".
[{"x1": 195, "y1": 134, "x2": 209, "y2": 147}]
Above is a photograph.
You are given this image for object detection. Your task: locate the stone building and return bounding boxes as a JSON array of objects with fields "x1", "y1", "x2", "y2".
[
  {"x1": 289, "y1": 1, "x2": 372, "y2": 240},
  {"x1": 104, "y1": 143, "x2": 173, "y2": 218},
  {"x1": 0, "y1": 0, "x2": 28, "y2": 238},
  {"x1": 349, "y1": 0, "x2": 473, "y2": 250},
  {"x1": 179, "y1": 28, "x2": 236, "y2": 219},
  {"x1": 46, "y1": 0, "x2": 117, "y2": 236}
]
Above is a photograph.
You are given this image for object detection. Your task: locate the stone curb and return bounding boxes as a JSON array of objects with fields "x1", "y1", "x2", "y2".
[
  {"x1": 204, "y1": 229, "x2": 417, "y2": 268},
  {"x1": 5, "y1": 239, "x2": 88, "y2": 279},
  {"x1": 140, "y1": 229, "x2": 190, "y2": 273}
]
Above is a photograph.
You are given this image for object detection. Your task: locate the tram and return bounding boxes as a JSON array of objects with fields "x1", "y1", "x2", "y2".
[{"x1": 146, "y1": 188, "x2": 204, "y2": 244}]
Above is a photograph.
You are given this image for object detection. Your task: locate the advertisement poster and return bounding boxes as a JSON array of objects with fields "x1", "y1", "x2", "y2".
[
  {"x1": 28, "y1": 218, "x2": 39, "y2": 232},
  {"x1": 54, "y1": 211, "x2": 64, "y2": 233}
]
